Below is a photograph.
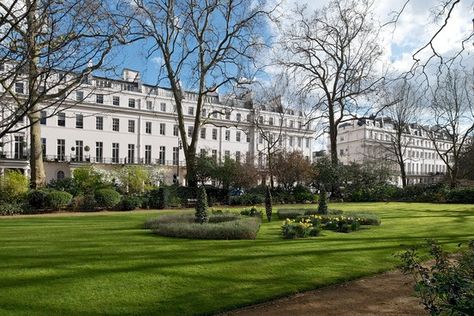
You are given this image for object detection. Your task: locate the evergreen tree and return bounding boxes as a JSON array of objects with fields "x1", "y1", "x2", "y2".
[
  {"x1": 265, "y1": 186, "x2": 273, "y2": 222},
  {"x1": 195, "y1": 186, "x2": 209, "y2": 224},
  {"x1": 318, "y1": 185, "x2": 328, "y2": 215}
]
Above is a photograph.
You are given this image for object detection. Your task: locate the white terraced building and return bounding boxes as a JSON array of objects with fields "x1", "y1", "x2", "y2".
[
  {"x1": 0, "y1": 68, "x2": 315, "y2": 185},
  {"x1": 336, "y1": 117, "x2": 453, "y2": 186}
]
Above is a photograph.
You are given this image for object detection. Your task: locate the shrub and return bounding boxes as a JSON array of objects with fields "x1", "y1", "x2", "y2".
[
  {"x1": 208, "y1": 214, "x2": 240, "y2": 223},
  {"x1": 47, "y1": 178, "x2": 79, "y2": 196},
  {"x1": 46, "y1": 190, "x2": 73, "y2": 210},
  {"x1": 229, "y1": 193, "x2": 264, "y2": 205},
  {"x1": 240, "y1": 207, "x2": 263, "y2": 218},
  {"x1": 277, "y1": 208, "x2": 306, "y2": 219},
  {"x1": 73, "y1": 166, "x2": 109, "y2": 194},
  {"x1": 265, "y1": 186, "x2": 272, "y2": 222},
  {"x1": 145, "y1": 214, "x2": 261, "y2": 240},
  {"x1": 304, "y1": 209, "x2": 343, "y2": 216},
  {"x1": 195, "y1": 186, "x2": 209, "y2": 223},
  {"x1": 398, "y1": 240, "x2": 474, "y2": 315},
  {"x1": 445, "y1": 187, "x2": 474, "y2": 204},
  {"x1": 281, "y1": 218, "x2": 321, "y2": 239},
  {"x1": 119, "y1": 196, "x2": 142, "y2": 211},
  {"x1": 0, "y1": 170, "x2": 29, "y2": 202},
  {"x1": 95, "y1": 189, "x2": 121, "y2": 209},
  {"x1": 0, "y1": 202, "x2": 25, "y2": 216},
  {"x1": 319, "y1": 215, "x2": 361, "y2": 233},
  {"x1": 344, "y1": 212, "x2": 381, "y2": 226},
  {"x1": 318, "y1": 188, "x2": 328, "y2": 214},
  {"x1": 72, "y1": 194, "x2": 97, "y2": 211},
  {"x1": 293, "y1": 185, "x2": 317, "y2": 203},
  {"x1": 146, "y1": 187, "x2": 168, "y2": 209},
  {"x1": 27, "y1": 189, "x2": 48, "y2": 209}
]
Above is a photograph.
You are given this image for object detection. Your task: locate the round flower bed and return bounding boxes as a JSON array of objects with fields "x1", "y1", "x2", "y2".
[{"x1": 144, "y1": 214, "x2": 261, "y2": 240}]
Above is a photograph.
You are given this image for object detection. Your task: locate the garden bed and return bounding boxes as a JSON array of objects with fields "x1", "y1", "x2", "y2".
[{"x1": 144, "y1": 214, "x2": 262, "y2": 240}]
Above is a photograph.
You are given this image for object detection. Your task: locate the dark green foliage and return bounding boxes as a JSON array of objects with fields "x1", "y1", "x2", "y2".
[
  {"x1": 304, "y1": 209, "x2": 343, "y2": 216},
  {"x1": 46, "y1": 190, "x2": 73, "y2": 210},
  {"x1": 293, "y1": 185, "x2": 317, "y2": 203},
  {"x1": 145, "y1": 187, "x2": 169, "y2": 209},
  {"x1": 72, "y1": 194, "x2": 97, "y2": 211},
  {"x1": 195, "y1": 186, "x2": 208, "y2": 224},
  {"x1": 240, "y1": 207, "x2": 263, "y2": 218},
  {"x1": 229, "y1": 193, "x2": 265, "y2": 205},
  {"x1": 317, "y1": 188, "x2": 328, "y2": 215},
  {"x1": 265, "y1": 186, "x2": 272, "y2": 222},
  {"x1": 94, "y1": 189, "x2": 121, "y2": 209},
  {"x1": 344, "y1": 212, "x2": 381, "y2": 226},
  {"x1": 445, "y1": 187, "x2": 474, "y2": 204},
  {"x1": 119, "y1": 196, "x2": 142, "y2": 211},
  {"x1": 0, "y1": 202, "x2": 25, "y2": 216},
  {"x1": 277, "y1": 208, "x2": 306, "y2": 219},
  {"x1": 398, "y1": 240, "x2": 474, "y2": 315},
  {"x1": 281, "y1": 218, "x2": 320, "y2": 239},
  {"x1": 47, "y1": 178, "x2": 79, "y2": 196},
  {"x1": 27, "y1": 190, "x2": 48, "y2": 209},
  {"x1": 145, "y1": 214, "x2": 261, "y2": 240}
]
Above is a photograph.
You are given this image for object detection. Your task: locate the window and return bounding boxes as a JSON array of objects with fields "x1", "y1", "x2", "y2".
[
  {"x1": 172, "y1": 147, "x2": 179, "y2": 165},
  {"x1": 269, "y1": 117, "x2": 274, "y2": 126},
  {"x1": 75, "y1": 114, "x2": 83, "y2": 129},
  {"x1": 128, "y1": 98, "x2": 135, "y2": 108},
  {"x1": 96, "y1": 116, "x2": 103, "y2": 130},
  {"x1": 236, "y1": 131, "x2": 241, "y2": 142},
  {"x1": 188, "y1": 107, "x2": 194, "y2": 115},
  {"x1": 211, "y1": 149, "x2": 217, "y2": 161},
  {"x1": 225, "y1": 112, "x2": 231, "y2": 120},
  {"x1": 259, "y1": 134, "x2": 263, "y2": 144},
  {"x1": 145, "y1": 122, "x2": 152, "y2": 134},
  {"x1": 112, "y1": 118, "x2": 120, "y2": 132},
  {"x1": 96, "y1": 94, "x2": 104, "y2": 104},
  {"x1": 236, "y1": 151, "x2": 241, "y2": 163},
  {"x1": 160, "y1": 123, "x2": 166, "y2": 135},
  {"x1": 202, "y1": 108, "x2": 207, "y2": 117},
  {"x1": 212, "y1": 129, "x2": 218, "y2": 140},
  {"x1": 289, "y1": 136, "x2": 294, "y2": 146},
  {"x1": 76, "y1": 91, "x2": 84, "y2": 102},
  {"x1": 128, "y1": 120, "x2": 135, "y2": 133},
  {"x1": 57, "y1": 113, "x2": 66, "y2": 127},
  {"x1": 289, "y1": 120, "x2": 294, "y2": 128},
  {"x1": 112, "y1": 143, "x2": 119, "y2": 163},
  {"x1": 146, "y1": 100, "x2": 153, "y2": 110},
  {"x1": 187, "y1": 126, "x2": 193, "y2": 138},
  {"x1": 41, "y1": 138, "x2": 46, "y2": 157},
  {"x1": 246, "y1": 133, "x2": 250, "y2": 143},
  {"x1": 200, "y1": 128, "x2": 206, "y2": 139},
  {"x1": 75, "y1": 140, "x2": 84, "y2": 161},
  {"x1": 213, "y1": 111, "x2": 218, "y2": 118},
  {"x1": 259, "y1": 116, "x2": 264, "y2": 124},
  {"x1": 224, "y1": 150, "x2": 230, "y2": 158},
  {"x1": 160, "y1": 102, "x2": 166, "y2": 112},
  {"x1": 236, "y1": 113, "x2": 241, "y2": 122},
  {"x1": 246, "y1": 114, "x2": 251, "y2": 122},
  {"x1": 159, "y1": 146, "x2": 166, "y2": 165},
  {"x1": 298, "y1": 137, "x2": 302, "y2": 147},
  {"x1": 306, "y1": 138, "x2": 310, "y2": 148},
  {"x1": 15, "y1": 82, "x2": 24, "y2": 94},
  {"x1": 56, "y1": 171, "x2": 65, "y2": 180},
  {"x1": 57, "y1": 139, "x2": 65, "y2": 161},
  {"x1": 200, "y1": 148, "x2": 207, "y2": 157},
  {"x1": 96, "y1": 142, "x2": 103, "y2": 162},
  {"x1": 40, "y1": 111, "x2": 47, "y2": 125},
  {"x1": 127, "y1": 144, "x2": 135, "y2": 163},
  {"x1": 145, "y1": 145, "x2": 152, "y2": 164},
  {"x1": 173, "y1": 124, "x2": 179, "y2": 136},
  {"x1": 225, "y1": 130, "x2": 230, "y2": 141},
  {"x1": 14, "y1": 136, "x2": 24, "y2": 159},
  {"x1": 113, "y1": 96, "x2": 120, "y2": 106},
  {"x1": 298, "y1": 121, "x2": 302, "y2": 129}
]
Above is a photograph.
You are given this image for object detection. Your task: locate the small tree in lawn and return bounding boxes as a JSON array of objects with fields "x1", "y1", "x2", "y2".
[
  {"x1": 318, "y1": 185, "x2": 328, "y2": 215},
  {"x1": 195, "y1": 186, "x2": 209, "y2": 224},
  {"x1": 265, "y1": 186, "x2": 273, "y2": 222}
]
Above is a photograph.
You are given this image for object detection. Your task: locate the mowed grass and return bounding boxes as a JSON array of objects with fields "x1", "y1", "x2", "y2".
[{"x1": 0, "y1": 202, "x2": 473, "y2": 315}]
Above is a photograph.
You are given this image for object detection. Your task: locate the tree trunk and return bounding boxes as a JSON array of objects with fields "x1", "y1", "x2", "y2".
[
  {"x1": 400, "y1": 161, "x2": 407, "y2": 187},
  {"x1": 185, "y1": 149, "x2": 197, "y2": 188},
  {"x1": 28, "y1": 109, "x2": 45, "y2": 188},
  {"x1": 328, "y1": 105, "x2": 338, "y2": 165}
]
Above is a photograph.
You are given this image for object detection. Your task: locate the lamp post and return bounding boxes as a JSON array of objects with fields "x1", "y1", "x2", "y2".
[{"x1": 176, "y1": 139, "x2": 182, "y2": 185}]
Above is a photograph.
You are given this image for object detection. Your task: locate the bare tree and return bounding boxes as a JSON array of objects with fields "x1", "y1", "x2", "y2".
[
  {"x1": 374, "y1": 80, "x2": 420, "y2": 187},
  {"x1": 125, "y1": 0, "x2": 273, "y2": 187},
  {"x1": 0, "y1": 0, "x2": 124, "y2": 188},
  {"x1": 424, "y1": 68, "x2": 474, "y2": 188},
  {"x1": 278, "y1": 0, "x2": 385, "y2": 165}
]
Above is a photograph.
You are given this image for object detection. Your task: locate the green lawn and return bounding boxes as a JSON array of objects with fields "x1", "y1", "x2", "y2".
[{"x1": 0, "y1": 202, "x2": 473, "y2": 315}]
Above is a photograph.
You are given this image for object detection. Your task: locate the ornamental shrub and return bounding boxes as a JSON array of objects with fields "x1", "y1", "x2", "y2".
[
  {"x1": 147, "y1": 187, "x2": 168, "y2": 209},
  {"x1": 398, "y1": 240, "x2": 474, "y2": 315},
  {"x1": 317, "y1": 188, "x2": 328, "y2": 215},
  {"x1": 119, "y1": 196, "x2": 142, "y2": 211},
  {"x1": 281, "y1": 218, "x2": 320, "y2": 239},
  {"x1": 265, "y1": 186, "x2": 272, "y2": 222},
  {"x1": 240, "y1": 207, "x2": 263, "y2": 218},
  {"x1": 95, "y1": 188, "x2": 121, "y2": 209},
  {"x1": 445, "y1": 187, "x2": 474, "y2": 204},
  {"x1": 277, "y1": 208, "x2": 306, "y2": 219},
  {"x1": 46, "y1": 190, "x2": 73, "y2": 210},
  {"x1": 0, "y1": 202, "x2": 25, "y2": 216},
  {"x1": 72, "y1": 194, "x2": 97, "y2": 211},
  {"x1": 27, "y1": 189, "x2": 48, "y2": 209},
  {"x1": 195, "y1": 186, "x2": 209, "y2": 224},
  {"x1": 0, "y1": 170, "x2": 29, "y2": 202}
]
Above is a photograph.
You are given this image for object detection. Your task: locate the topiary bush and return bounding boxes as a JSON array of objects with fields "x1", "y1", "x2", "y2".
[
  {"x1": 95, "y1": 188, "x2": 121, "y2": 209},
  {"x1": 46, "y1": 190, "x2": 73, "y2": 210},
  {"x1": 27, "y1": 189, "x2": 48, "y2": 209},
  {"x1": 145, "y1": 214, "x2": 261, "y2": 240},
  {"x1": 195, "y1": 186, "x2": 209, "y2": 224},
  {"x1": 317, "y1": 187, "x2": 328, "y2": 215},
  {"x1": 265, "y1": 186, "x2": 272, "y2": 222},
  {"x1": 119, "y1": 196, "x2": 142, "y2": 211}
]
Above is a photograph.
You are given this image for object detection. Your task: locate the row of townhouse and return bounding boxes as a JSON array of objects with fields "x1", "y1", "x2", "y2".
[
  {"x1": 0, "y1": 68, "x2": 315, "y2": 185},
  {"x1": 337, "y1": 118, "x2": 453, "y2": 186}
]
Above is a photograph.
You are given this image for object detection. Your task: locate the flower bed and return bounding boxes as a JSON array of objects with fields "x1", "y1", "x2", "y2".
[{"x1": 144, "y1": 214, "x2": 261, "y2": 240}]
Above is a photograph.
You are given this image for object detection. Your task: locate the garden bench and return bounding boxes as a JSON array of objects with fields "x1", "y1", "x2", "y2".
[{"x1": 186, "y1": 198, "x2": 197, "y2": 208}]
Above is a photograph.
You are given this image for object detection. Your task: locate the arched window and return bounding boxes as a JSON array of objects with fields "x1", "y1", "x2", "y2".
[{"x1": 57, "y1": 170, "x2": 65, "y2": 180}]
